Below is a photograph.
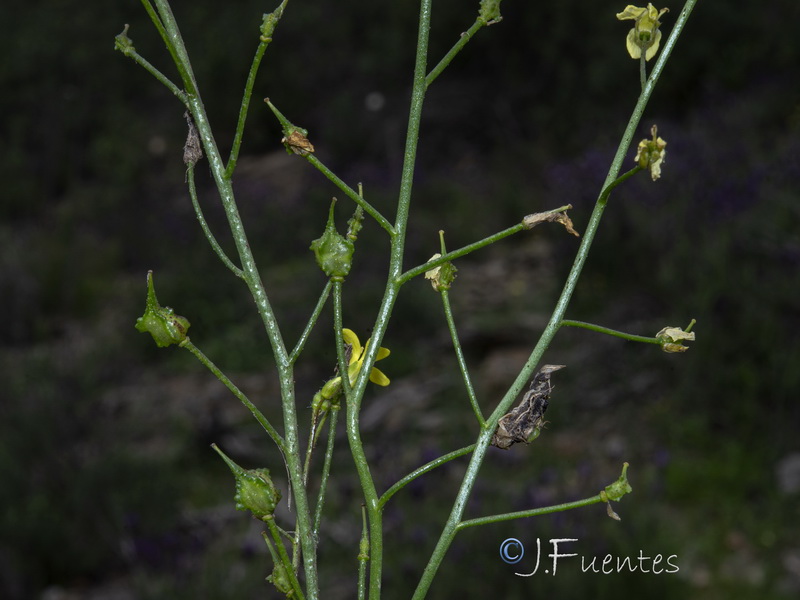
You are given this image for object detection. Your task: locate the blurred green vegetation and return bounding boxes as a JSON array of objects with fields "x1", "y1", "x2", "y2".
[{"x1": 2, "y1": 0, "x2": 799, "y2": 598}]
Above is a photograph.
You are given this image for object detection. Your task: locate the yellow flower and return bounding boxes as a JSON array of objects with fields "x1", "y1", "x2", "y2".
[
  {"x1": 616, "y1": 4, "x2": 669, "y2": 61},
  {"x1": 635, "y1": 124, "x2": 667, "y2": 181},
  {"x1": 342, "y1": 328, "x2": 390, "y2": 386}
]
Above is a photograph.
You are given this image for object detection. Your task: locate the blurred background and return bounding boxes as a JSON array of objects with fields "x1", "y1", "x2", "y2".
[{"x1": 2, "y1": 0, "x2": 799, "y2": 598}]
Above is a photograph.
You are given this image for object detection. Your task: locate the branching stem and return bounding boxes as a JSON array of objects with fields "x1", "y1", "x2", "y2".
[
  {"x1": 412, "y1": 2, "x2": 700, "y2": 596},
  {"x1": 560, "y1": 320, "x2": 661, "y2": 345},
  {"x1": 186, "y1": 166, "x2": 243, "y2": 277}
]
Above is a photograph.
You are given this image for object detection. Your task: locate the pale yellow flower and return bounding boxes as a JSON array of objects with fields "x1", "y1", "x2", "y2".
[
  {"x1": 342, "y1": 328, "x2": 390, "y2": 386},
  {"x1": 617, "y1": 4, "x2": 669, "y2": 61},
  {"x1": 655, "y1": 325, "x2": 695, "y2": 353},
  {"x1": 635, "y1": 125, "x2": 667, "y2": 181}
]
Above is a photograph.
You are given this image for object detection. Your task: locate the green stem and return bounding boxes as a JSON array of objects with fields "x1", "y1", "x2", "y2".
[
  {"x1": 332, "y1": 281, "x2": 384, "y2": 600},
  {"x1": 378, "y1": 444, "x2": 476, "y2": 510},
  {"x1": 148, "y1": 0, "x2": 199, "y2": 96},
  {"x1": 139, "y1": 0, "x2": 167, "y2": 42},
  {"x1": 337, "y1": 3, "x2": 434, "y2": 591},
  {"x1": 440, "y1": 289, "x2": 484, "y2": 426},
  {"x1": 289, "y1": 281, "x2": 333, "y2": 364},
  {"x1": 458, "y1": 494, "x2": 605, "y2": 530},
  {"x1": 411, "y1": 2, "x2": 699, "y2": 596},
  {"x1": 225, "y1": 45, "x2": 268, "y2": 178},
  {"x1": 305, "y1": 154, "x2": 395, "y2": 235},
  {"x1": 333, "y1": 4, "x2": 434, "y2": 594},
  {"x1": 426, "y1": 19, "x2": 484, "y2": 88},
  {"x1": 149, "y1": 2, "x2": 317, "y2": 595},
  {"x1": 313, "y1": 406, "x2": 340, "y2": 538},
  {"x1": 599, "y1": 165, "x2": 642, "y2": 200},
  {"x1": 357, "y1": 505, "x2": 370, "y2": 600},
  {"x1": 116, "y1": 26, "x2": 186, "y2": 102},
  {"x1": 559, "y1": 319, "x2": 661, "y2": 345},
  {"x1": 187, "y1": 166, "x2": 244, "y2": 277},
  {"x1": 399, "y1": 222, "x2": 525, "y2": 284},
  {"x1": 264, "y1": 518, "x2": 306, "y2": 600},
  {"x1": 295, "y1": 402, "x2": 331, "y2": 573},
  {"x1": 390, "y1": 0, "x2": 431, "y2": 265},
  {"x1": 400, "y1": 204, "x2": 574, "y2": 284},
  {"x1": 182, "y1": 340, "x2": 285, "y2": 453},
  {"x1": 640, "y1": 52, "x2": 647, "y2": 92},
  {"x1": 225, "y1": 0, "x2": 289, "y2": 178}
]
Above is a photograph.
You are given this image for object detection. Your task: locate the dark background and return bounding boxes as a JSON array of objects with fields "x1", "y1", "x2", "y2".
[{"x1": 2, "y1": 1, "x2": 799, "y2": 598}]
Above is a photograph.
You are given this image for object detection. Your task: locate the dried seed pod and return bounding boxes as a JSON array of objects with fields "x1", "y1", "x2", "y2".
[{"x1": 491, "y1": 364, "x2": 565, "y2": 450}]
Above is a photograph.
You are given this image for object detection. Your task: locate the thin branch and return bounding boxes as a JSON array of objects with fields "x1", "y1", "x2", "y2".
[
  {"x1": 289, "y1": 281, "x2": 333, "y2": 364},
  {"x1": 399, "y1": 222, "x2": 525, "y2": 285},
  {"x1": 225, "y1": 41, "x2": 270, "y2": 178},
  {"x1": 264, "y1": 519, "x2": 306, "y2": 600},
  {"x1": 305, "y1": 155, "x2": 395, "y2": 235},
  {"x1": 182, "y1": 340, "x2": 285, "y2": 453},
  {"x1": 187, "y1": 166, "x2": 244, "y2": 277},
  {"x1": 426, "y1": 20, "x2": 484, "y2": 88},
  {"x1": 225, "y1": 1, "x2": 289, "y2": 177},
  {"x1": 378, "y1": 444, "x2": 475, "y2": 510},
  {"x1": 560, "y1": 319, "x2": 661, "y2": 345},
  {"x1": 457, "y1": 494, "x2": 605, "y2": 530},
  {"x1": 313, "y1": 407, "x2": 340, "y2": 538},
  {"x1": 440, "y1": 289, "x2": 485, "y2": 426}
]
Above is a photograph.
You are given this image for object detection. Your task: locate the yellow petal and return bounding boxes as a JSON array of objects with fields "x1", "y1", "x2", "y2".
[
  {"x1": 347, "y1": 361, "x2": 361, "y2": 385},
  {"x1": 644, "y1": 30, "x2": 662, "y2": 61},
  {"x1": 617, "y1": 5, "x2": 647, "y2": 21},
  {"x1": 625, "y1": 29, "x2": 642, "y2": 59},
  {"x1": 375, "y1": 347, "x2": 391, "y2": 361},
  {"x1": 342, "y1": 328, "x2": 362, "y2": 362},
  {"x1": 369, "y1": 368, "x2": 390, "y2": 386}
]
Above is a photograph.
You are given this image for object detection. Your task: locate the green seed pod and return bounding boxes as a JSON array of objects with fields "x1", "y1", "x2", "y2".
[
  {"x1": 603, "y1": 462, "x2": 632, "y2": 502},
  {"x1": 134, "y1": 271, "x2": 190, "y2": 347},
  {"x1": 114, "y1": 24, "x2": 135, "y2": 56},
  {"x1": 212, "y1": 444, "x2": 281, "y2": 521},
  {"x1": 479, "y1": 0, "x2": 503, "y2": 25},
  {"x1": 266, "y1": 562, "x2": 293, "y2": 596},
  {"x1": 346, "y1": 205, "x2": 365, "y2": 242},
  {"x1": 310, "y1": 200, "x2": 354, "y2": 280}
]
